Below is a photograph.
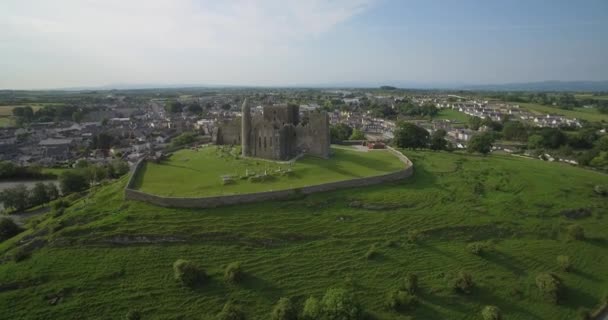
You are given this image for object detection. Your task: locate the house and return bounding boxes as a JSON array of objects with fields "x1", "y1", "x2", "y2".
[{"x1": 39, "y1": 138, "x2": 74, "y2": 161}]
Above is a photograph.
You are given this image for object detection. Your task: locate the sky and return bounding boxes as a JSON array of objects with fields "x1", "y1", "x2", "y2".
[{"x1": 1, "y1": 0, "x2": 607, "y2": 89}]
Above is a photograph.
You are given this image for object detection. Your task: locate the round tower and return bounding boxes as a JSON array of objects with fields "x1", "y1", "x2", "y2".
[{"x1": 241, "y1": 98, "x2": 251, "y2": 157}]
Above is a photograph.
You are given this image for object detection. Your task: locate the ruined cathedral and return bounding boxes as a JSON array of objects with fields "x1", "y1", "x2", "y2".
[{"x1": 212, "y1": 99, "x2": 330, "y2": 161}]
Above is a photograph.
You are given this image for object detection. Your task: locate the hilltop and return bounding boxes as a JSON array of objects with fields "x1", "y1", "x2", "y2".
[{"x1": 1, "y1": 151, "x2": 607, "y2": 319}]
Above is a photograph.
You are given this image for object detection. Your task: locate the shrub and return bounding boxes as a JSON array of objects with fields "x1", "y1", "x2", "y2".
[
  {"x1": 556, "y1": 255, "x2": 572, "y2": 272},
  {"x1": 270, "y1": 297, "x2": 297, "y2": 320},
  {"x1": 467, "y1": 242, "x2": 485, "y2": 255},
  {"x1": 594, "y1": 184, "x2": 607, "y2": 196},
  {"x1": 481, "y1": 305, "x2": 501, "y2": 320},
  {"x1": 217, "y1": 301, "x2": 245, "y2": 320},
  {"x1": 535, "y1": 273, "x2": 562, "y2": 304},
  {"x1": 125, "y1": 310, "x2": 141, "y2": 320},
  {"x1": 301, "y1": 296, "x2": 321, "y2": 320},
  {"x1": 364, "y1": 244, "x2": 379, "y2": 260},
  {"x1": 566, "y1": 224, "x2": 585, "y2": 240},
  {"x1": 450, "y1": 271, "x2": 474, "y2": 294},
  {"x1": 172, "y1": 259, "x2": 206, "y2": 287},
  {"x1": 385, "y1": 289, "x2": 417, "y2": 311},
  {"x1": 224, "y1": 262, "x2": 244, "y2": 283},
  {"x1": 406, "y1": 230, "x2": 421, "y2": 243},
  {"x1": 321, "y1": 288, "x2": 362, "y2": 320},
  {"x1": 52, "y1": 199, "x2": 70, "y2": 210},
  {"x1": 0, "y1": 217, "x2": 22, "y2": 242},
  {"x1": 12, "y1": 247, "x2": 30, "y2": 262},
  {"x1": 402, "y1": 273, "x2": 418, "y2": 294},
  {"x1": 577, "y1": 308, "x2": 591, "y2": 320}
]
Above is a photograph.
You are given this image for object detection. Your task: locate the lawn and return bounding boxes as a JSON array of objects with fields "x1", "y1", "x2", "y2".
[
  {"x1": 575, "y1": 94, "x2": 608, "y2": 101},
  {"x1": 434, "y1": 108, "x2": 470, "y2": 122},
  {"x1": 1, "y1": 151, "x2": 607, "y2": 319},
  {"x1": 0, "y1": 117, "x2": 13, "y2": 127},
  {"x1": 134, "y1": 146, "x2": 405, "y2": 197},
  {"x1": 519, "y1": 103, "x2": 608, "y2": 122}
]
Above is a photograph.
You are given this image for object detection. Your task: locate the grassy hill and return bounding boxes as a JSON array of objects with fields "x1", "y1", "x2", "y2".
[
  {"x1": 1, "y1": 151, "x2": 607, "y2": 319},
  {"x1": 519, "y1": 102, "x2": 608, "y2": 122},
  {"x1": 134, "y1": 146, "x2": 405, "y2": 197}
]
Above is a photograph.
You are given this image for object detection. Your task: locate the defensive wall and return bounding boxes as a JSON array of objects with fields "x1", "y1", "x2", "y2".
[{"x1": 124, "y1": 146, "x2": 413, "y2": 209}]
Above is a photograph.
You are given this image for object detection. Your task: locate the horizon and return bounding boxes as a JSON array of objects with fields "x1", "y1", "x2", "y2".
[{"x1": 2, "y1": 0, "x2": 608, "y2": 90}]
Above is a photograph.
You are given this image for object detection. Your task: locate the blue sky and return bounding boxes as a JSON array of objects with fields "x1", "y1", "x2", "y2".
[{"x1": 1, "y1": 0, "x2": 607, "y2": 89}]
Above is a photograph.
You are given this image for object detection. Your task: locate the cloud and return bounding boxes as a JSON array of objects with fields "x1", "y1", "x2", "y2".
[{"x1": 1, "y1": 0, "x2": 375, "y2": 56}]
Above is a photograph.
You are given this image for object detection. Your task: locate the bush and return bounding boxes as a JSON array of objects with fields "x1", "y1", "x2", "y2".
[
  {"x1": 467, "y1": 242, "x2": 486, "y2": 255},
  {"x1": 535, "y1": 273, "x2": 562, "y2": 304},
  {"x1": 577, "y1": 308, "x2": 591, "y2": 320},
  {"x1": 481, "y1": 305, "x2": 501, "y2": 320},
  {"x1": 172, "y1": 259, "x2": 206, "y2": 287},
  {"x1": 0, "y1": 217, "x2": 22, "y2": 242},
  {"x1": 320, "y1": 288, "x2": 362, "y2": 320},
  {"x1": 402, "y1": 273, "x2": 418, "y2": 294},
  {"x1": 12, "y1": 247, "x2": 30, "y2": 262},
  {"x1": 385, "y1": 289, "x2": 417, "y2": 311},
  {"x1": 364, "y1": 244, "x2": 379, "y2": 260},
  {"x1": 594, "y1": 185, "x2": 608, "y2": 196},
  {"x1": 301, "y1": 296, "x2": 321, "y2": 320},
  {"x1": 52, "y1": 199, "x2": 70, "y2": 210},
  {"x1": 557, "y1": 255, "x2": 572, "y2": 272},
  {"x1": 270, "y1": 297, "x2": 297, "y2": 320},
  {"x1": 450, "y1": 271, "x2": 474, "y2": 294},
  {"x1": 217, "y1": 301, "x2": 245, "y2": 320},
  {"x1": 224, "y1": 262, "x2": 244, "y2": 283},
  {"x1": 566, "y1": 224, "x2": 585, "y2": 240},
  {"x1": 125, "y1": 310, "x2": 142, "y2": 320},
  {"x1": 59, "y1": 171, "x2": 89, "y2": 194},
  {"x1": 406, "y1": 230, "x2": 421, "y2": 243}
]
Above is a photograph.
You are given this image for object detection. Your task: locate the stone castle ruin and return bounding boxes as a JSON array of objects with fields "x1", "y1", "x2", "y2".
[{"x1": 212, "y1": 99, "x2": 330, "y2": 161}]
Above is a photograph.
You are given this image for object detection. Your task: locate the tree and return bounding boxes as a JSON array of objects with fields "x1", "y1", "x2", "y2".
[
  {"x1": 72, "y1": 110, "x2": 84, "y2": 123},
  {"x1": 173, "y1": 259, "x2": 206, "y2": 287},
  {"x1": 302, "y1": 296, "x2": 321, "y2": 320},
  {"x1": 450, "y1": 271, "x2": 474, "y2": 294},
  {"x1": 528, "y1": 134, "x2": 544, "y2": 150},
  {"x1": 468, "y1": 116, "x2": 483, "y2": 130},
  {"x1": 165, "y1": 100, "x2": 184, "y2": 113},
  {"x1": 59, "y1": 171, "x2": 89, "y2": 194},
  {"x1": 270, "y1": 297, "x2": 297, "y2": 320},
  {"x1": 596, "y1": 135, "x2": 608, "y2": 152},
  {"x1": 171, "y1": 132, "x2": 198, "y2": 147},
  {"x1": 536, "y1": 273, "x2": 562, "y2": 304},
  {"x1": 0, "y1": 185, "x2": 29, "y2": 211},
  {"x1": 320, "y1": 288, "x2": 362, "y2": 320},
  {"x1": 0, "y1": 217, "x2": 22, "y2": 242},
  {"x1": 557, "y1": 255, "x2": 572, "y2": 272},
  {"x1": 330, "y1": 124, "x2": 353, "y2": 143},
  {"x1": 481, "y1": 305, "x2": 501, "y2": 320},
  {"x1": 45, "y1": 183, "x2": 60, "y2": 200},
  {"x1": 430, "y1": 129, "x2": 447, "y2": 150},
  {"x1": 502, "y1": 121, "x2": 528, "y2": 141},
  {"x1": 30, "y1": 182, "x2": 51, "y2": 207},
  {"x1": 224, "y1": 262, "x2": 244, "y2": 283},
  {"x1": 566, "y1": 224, "x2": 585, "y2": 240},
  {"x1": 393, "y1": 122, "x2": 429, "y2": 149},
  {"x1": 385, "y1": 289, "x2": 417, "y2": 311},
  {"x1": 91, "y1": 133, "x2": 114, "y2": 150},
  {"x1": 217, "y1": 301, "x2": 245, "y2": 320},
  {"x1": 467, "y1": 133, "x2": 494, "y2": 154},
  {"x1": 402, "y1": 273, "x2": 419, "y2": 294},
  {"x1": 349, "y1": 129, "x2": 365, "y2": 140},
  {"x1": 187, "y1": 103, "x2": 203, "y2": 114}
]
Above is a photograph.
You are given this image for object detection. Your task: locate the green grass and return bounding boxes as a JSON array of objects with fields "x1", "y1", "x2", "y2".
[
  {"x1": 134, "y1": 146, "x2": 405, "y2": 197},
  {"x1": 0, "y1": 117, "x2": 13, "y2": 127},
  {"x1": 40, "y1": 167, "x2": 74, "y2": 177},
  {"x1": 519, "y1": 103, "x2": 608, "y2": 122},
  {"x1": 434, "y1": 109, "x2": 470, "y2": 122},
  {"x1": 575, "y1": 94, "x2": 608, "y2": 101},
  {"x1": 1, "y1": 151, "x2": 607, "y2": 319}
]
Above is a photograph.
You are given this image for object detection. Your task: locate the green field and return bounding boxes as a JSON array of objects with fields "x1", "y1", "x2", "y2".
[
  {"x1": 134, "y1": 146, "x2": 405, "y2": 197},
  {"x1": 575, "y1": 94, "x2": 608, "y2": 101},
  {"x1": 519, "y1": 103, "x2": 608, "y2": 122},
  {"x1": 434, "y1": 109, "x2": 470, "y2": 122},
  {"x1": 0, "y1": 117, "x2": 13, "y2": 127},
  {"x1": 1, "y1": 151, "x2": 607, "y2": 319}
]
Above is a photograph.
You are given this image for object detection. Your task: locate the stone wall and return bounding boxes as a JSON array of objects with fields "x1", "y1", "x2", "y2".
[{"x1": 124, "y1": 148, "x2": 413, "y2": 209}]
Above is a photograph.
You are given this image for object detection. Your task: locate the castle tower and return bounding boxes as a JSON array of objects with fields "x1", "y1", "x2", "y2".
[{"x1": 241, "y1": 98, "x2": 251, "y2": 157}]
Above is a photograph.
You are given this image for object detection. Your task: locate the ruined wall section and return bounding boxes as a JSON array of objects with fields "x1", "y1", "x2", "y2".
[
  {"x1": 295, "y1": 111, "x2": 330, "y2": 158},
  {"x1": 213, "y1": 118, "x2": 241, "y2": 145}
]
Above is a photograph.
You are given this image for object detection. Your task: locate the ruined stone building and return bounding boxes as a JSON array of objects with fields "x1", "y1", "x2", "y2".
[{"x1": 212, "y1": 99, "x2": 330, "y2": 161}]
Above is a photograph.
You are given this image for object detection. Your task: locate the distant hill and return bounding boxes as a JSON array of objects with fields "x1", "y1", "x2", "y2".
[{"x1": 461, "y1": 80, "x2": 608, "y2": 92}]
